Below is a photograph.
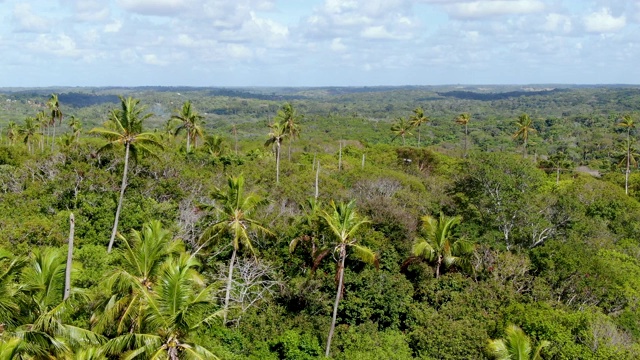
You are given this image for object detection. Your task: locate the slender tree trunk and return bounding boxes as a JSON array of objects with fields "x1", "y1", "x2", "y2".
[
  {"x1": 108, "y1": 142, "x2": 130, "y2": 253},
  {"x1": 626, "y1": 135, "x2": 631, "y2": 195},
  {"x1": 51, "y1": 122, "x2": 56, "y2": 152},
  {"x1": 417, "y1": 128, "x2": 421, "y2": 147},
  {"x1": 556, "y1": 167, "x2": 560, "y2": 185},
  {"x1": 224, "y1": 247, "x2": 237, "y2": 324},
  {"x1": 361, "y1": 153, "x2": 365, "y2": 170},
  {"x1": 288, "y1": 140, "x2": 292, "y2": 161},
  {"x1": 435, "y1": 254, "x2": 442, "y2": 278},
  {"x1": 402, "y1": 134, "x2": 405, "y2": 146},
  {"x1": 276, "y1": 141, "x2": 281, "y2": 185},
  {"x1": 186, "y1": 130, "x2": 191, "y2": 153},
  {"x1": 464, "y1": 124, "x2": 468, "y2": 157},
  {"x1": 64, "y1": 213, "x2": 75, "y2": 300},
  {"x1": 523, "y1": 137, "x2": 527, "y2": 158},
  {"x1": 315, "y1": 161, "x2": 320, "y2": 199},
  {"x1": 338, "y1": 141, "x2": 342, "y2": 171},
  {"x1": 326, "y1": 245, "x2": 346, "y2": 357}
]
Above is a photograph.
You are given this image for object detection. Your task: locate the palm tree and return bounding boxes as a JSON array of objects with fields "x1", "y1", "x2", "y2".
[
  {"x1": 68, "y1": 115, "x2": 82, "y2": 141},
  {"x1": 487, "y1": 324, "x2": 549, "y2": 360},
  {"x1": 410, "y1": 213, "x2": 473, "y2": 278},
  {"x1": 265, "y1": 120, "x2": 287, "y2": 185},
  {"x1": 409, "y1": 107, "x2": 429, "y2": 147},
  {"x1": 199, "y1": 175, "x2": 273, "y2": 324},
  {"x1": 36, "y1": 110, "x2": 48, "y2": 151},
  {"x1": 320, "y1": 200, "x2": 377, "y2": 357},
  {"x1": 102, "y1": 254, "x2": 221, "y2": 359},
  {"x1": 391, "y1": 117, "x2": 412, "y2": 146},
  {"x1": 513, "y1": 113, "x2": 536, "y2": 158},
  {"x1": 0, "y1": 249, "x2": 25, "y2": 329},
  {"x1": 618, "y1": 114, "x2": 635, "y2": 195},
  {"x1": 172, "y1": 100, "x2": 204, "y2": 153},
  {"x1": 89, "y1": 96, "x2": 163, "y2": 253},
  {"x1": 92, "y1": 220, "x2": 184, "y2": 336},
  {"x1": 6, "y1": 121, "x2": 18, "y2": 145},
  {"x1": 19, "y1": 116, "x2": 39, "y2": 153},
  {"x1": 204, "y1": 134, "x2": 227, "y2": 158},
  {"x1": 47, "y1": 93, "x2": 63, "y2": 151},
  {"x1": 455, "y1": 112, "x2": 471, "y2": 157},
  {"x1": 274, "y1": 102, "x2": 302, "y2": 160}
]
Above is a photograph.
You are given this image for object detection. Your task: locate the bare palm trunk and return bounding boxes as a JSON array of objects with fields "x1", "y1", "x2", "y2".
[
  {"x1": 417, "y1": 128, "x2": 421, "y2": 147},
  {"x1": 108, "y1": 142, "x2": 130, "y2": 253},
  {"x1": 523, "y1": 137, "x2": 527, "y2": 158},
  {"x1": 223, "y1": 247, "x2": 237, "y2": 324},
  {"x1": 435, "y1": 254, "x2": 442, "y2": 278},
  {"x1": 326, "y1": 246, "x2": 346, "y2": 357},
  {"x1": 276, "y1": 141, "x2": 281, "y2": 185},
  {"x1": 464, "y1": 124, "x2": 468, "y2": 157},
  {"x1": 186, "y1": 131, "x2": 191, "y2": 153},
  {"x1": 626, "y1": 134, "x2": 631, "y2": 195},
  {"x1": 64, "y1": 213, "x2": 75, "y2": 300},
  {"x1": 402, "y1": 134, "x2": 405, "y2": 146},
  {"x1": 51, "y1": 122, "x2": 56, "y2": 152},
  {"x1": 288, "y1": 140, "x2": 292, "y2": 161}
]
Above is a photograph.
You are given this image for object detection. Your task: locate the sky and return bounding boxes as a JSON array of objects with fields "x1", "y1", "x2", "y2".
[{"x1": 1, "y1": 0, "x2": 639, "y2": 87}]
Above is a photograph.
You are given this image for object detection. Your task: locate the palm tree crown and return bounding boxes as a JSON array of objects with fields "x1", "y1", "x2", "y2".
[
  {"x1": 409, "y1": 107, "x2": 429, "y2": 147},
  {"x1": 172, "y1": 100, "x2": 204, "y2": 153},
  {"x1": 513, "y1": 113, "x2": 536, "y2": 158}
]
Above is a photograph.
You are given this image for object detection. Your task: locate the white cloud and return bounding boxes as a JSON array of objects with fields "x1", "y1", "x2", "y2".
[
  {"x1": 117, "y1": 0, "x2": 188, "y2": 16},
  {"x1": 360, "y1": 26, "x2": 403, "y2": 40},
  {"x1": 445, "y1": 0, "x2": 545, "y2": 19},
  {"x1": 584, "y1": 8, "x2": 626, "y2": 33},
  {"x1": 330, "y1": 38, "x2": 347, "y2": 52},
  {"x1": 27, "y1": 34, "x2": 82, "y2": 58},
  {"x1": 13, "y1": 3, "x2": 51, "y2": 33},
  {"x1": 143, "y1": 53, "x2": 168, "y2": 65},
  {"x1": 104, "y1": 20, "x2": 123, "y2": 33},
  {"x1": 226, "y1": 44, "x2": 253, "y2": 60},
  {"x1": 542, "y1": 13, "x2": 572, "y2": 33}
]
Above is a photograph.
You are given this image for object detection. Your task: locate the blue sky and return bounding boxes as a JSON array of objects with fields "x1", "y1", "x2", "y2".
[{"x1": 1, "y1": 0, "x2": 638, "y2": 87}]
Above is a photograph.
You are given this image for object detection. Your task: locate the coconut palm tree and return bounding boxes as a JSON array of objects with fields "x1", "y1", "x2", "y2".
[
  {"x1": 274, "y1": 102, "x2": 302, "y2": 160},
  {"x1": 391, "y1": 117, "x2": 412, "y2": 146},
  {"x1": 90, "y1": 96, "x2": 163, "y2": 253},
  {"x1": 19, "y1": 116, "x2": 39, "y2": 153},
  {"x1": 410, "y1": 213, "x2": 473, "y2": 278},
  {"x1": 265, "y1": 120, "x2": 287, "y2": 185},
  {"x1": 0, "y1": 249, "x2": 25, "y2": 329},
  {"x1": 172, "y1": 100, "x2": 204, "y2": 153},
  {"x1": 102, "y1": 254, "x2": 221, "y2": 359},
  {"x1": 409, "y1": 107, "x2": 429, "y2": 147},
  {"x1": 513, "y1": 113, "x2": 536, "y2": 158},
  {"x1": 92, "y1": 220, "x2": 184, "y2": 336},
  {"x1": 618, "y1": 114, "x2": 636, "y2": 195},
  {"x1": 6, "y1": 121, "x2": 18, "y2": 145},
  {"x1": 487, "y1": 324, "x2": 549, "y2": 360},
  {"x1": 204, "y1": 134, "x2": 227, "y2": 158},
  {"x1": 320, "y1": 200, "x2": 377, "y2": 357},
  {"x1": 47, "y1": 93, "x2": 63, "y2": 151},
  {"x1": 68, "y1": 115, "x2": 82, "y2": 141},
  {"x1": 455, "y1": 112, "x2": 471, "y2": 157},
  {"x1": 199, "y1": 175, "x2": 273, "y2": 324}
]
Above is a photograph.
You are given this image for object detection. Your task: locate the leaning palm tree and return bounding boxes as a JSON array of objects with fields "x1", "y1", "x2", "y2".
[
  {"x1": 102, "y1": 254, "x2": 221, "y2": 359},
  {"x1": 172, "y1": 100, "x2": 204, "y2": 153},
  {"x1": 199, "y1": 175, "x2": 273, "y2": 324},
  {"x1": 391, "y1": 116, "x2": 412, "y2": 146},
  {"x1": 274, "y1": 102, "x2": 303, "y2": 160},
  {"x1": 90, "y1": 96, "x2": 163, "y2": 253},
  {"x1": 410, "y1": 213, "x2": 473, "y2": 278},
  {"x1": 320, "y1": 200, "x2": 377, "y2": 357},
  {"x1": 265, "y1": 121, "x2": 287, "y2": 185},
  {"x1": 487, "y1": 324, "x2": 549, "y2": 360},
  {"x1": 47, "y1": 93, "x2": 63, "y2": 151},
  {"x1": 618, "y1": 114, "x2": 636, "y2": 195},
  {"x1": 455, "y1": 112, "x2": 471, "y2": 157},
  {"x1": 513, "y1": 113, "x2": 536, "y2": 158},
  {"x1": 409, "y1": 107, "x2": 429, "y2": 147}
]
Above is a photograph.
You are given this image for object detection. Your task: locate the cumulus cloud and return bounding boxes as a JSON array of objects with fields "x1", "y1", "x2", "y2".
[
  {"x1": 330, "y1": 38, "x2": 347, "y2": 52},
  {"x1": 27, "y1": 34, "x2": 83, "y2": 58},
  {"x1": 118, "y1": 0, "x2": 188, "y2": 16},
  {"x1": 13, "y1": 3, "x2": 52, "y2": 32},
  {"x1": 584, "y1": 8, "x2": 626, "y2": 33},
  {"x1": 442, "y1": 0, "x2": 546, "y2": 19},
  {"x1": 542, "y1": 13, "x2": 572, "y2": 33},
  {"x1": 143, "y1": 53, "x2": 168, "y2": 65},
  {"x1": 104, "y1": 20, "x2": 123, "y2": 33}
]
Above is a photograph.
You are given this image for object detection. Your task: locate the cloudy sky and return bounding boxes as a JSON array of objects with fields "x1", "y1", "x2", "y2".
[{"x1": 1, "y1": 0, "x2": 638, "y2": 87}]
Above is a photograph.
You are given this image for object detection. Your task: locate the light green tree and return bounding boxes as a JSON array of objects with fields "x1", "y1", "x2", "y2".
[
  {"x1": 487, "y1": 324, "x2": 549, "y2": 360},
  {"x1": 199, "y1": 175, "x2": 273, "y2": 324},
  {"x1": 89, "y1": 96, "x2": 163, "y2": 253},
  {"x1": 320, "y1": 200, "x2": 377, "y2": 358}
]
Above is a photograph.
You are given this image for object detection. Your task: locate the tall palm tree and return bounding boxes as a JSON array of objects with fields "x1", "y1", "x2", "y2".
[
  {"x1": 455, "y1": 112, "x2": 471, "y2": 157},
  {"x1": 410, "y1": 213, "x2": 473, "y2": 278},
  {"x1": 172, "y1": 100, "x2": 204, "y2": 153},
  {"x1": 19, "y1": 116, "x2": 39, "y2": 153},
  {"x1": 391, "y1": 117, "x2": 412, "y2": 146},
  {"x1": 274, "y1": 102, "x2": 302, "y2": 160},
  {"x1": 47, "y1": 93, "x2": 63, "y2": 151},
  {"x1": 265, "y1": 121, "x2": 287, "y2": 185},
  {"x1": 199, "y1": 175, "x2": 273, "y2": 324},
  {"x1": 320, "y1": 200, "x2": 377, "y2": 357},
  {"x1": 513, "y1": 113, "x2": 536, "y2": 158},
  {"x1": 409, "y1": 107, "x2": 429, "y2": 147},
  {"x1": 618, "y1": 114, "x2": 635, "y2": 195},
  {"x1": 102, "y1": 254, "x2": 221, "y2": 359},
  {"x1": 92, "y1": 220, "x2": 184, "y2": 336},
  {"x1": 90, "y1": 96, "x2": 163, "y2": 253},
  {"x1": 36, "y1": 110, "x2": 48, "y2": 151},
  {"x1": 6, "y1": 121, "x2": 18, "y2": 145},
  {"x1": 487, "y1": 324, "x2": 549, "y2": 360}
]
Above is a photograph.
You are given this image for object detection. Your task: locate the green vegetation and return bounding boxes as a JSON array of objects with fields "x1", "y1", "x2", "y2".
[{"x1": 1, "y1": 85, "x2": 640, "y2": 358}]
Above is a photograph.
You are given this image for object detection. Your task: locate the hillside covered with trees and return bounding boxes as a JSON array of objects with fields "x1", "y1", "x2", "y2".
[{"x1": 1, "y1": 86, "x2": 640, "y2": 359}]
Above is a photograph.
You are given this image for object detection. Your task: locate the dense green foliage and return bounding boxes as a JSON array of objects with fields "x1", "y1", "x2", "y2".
[{"x1": 1, "y1": 86, "x2": 640, "y2": 358}]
